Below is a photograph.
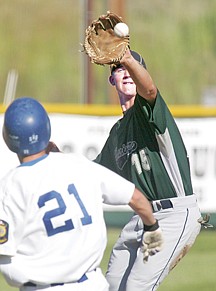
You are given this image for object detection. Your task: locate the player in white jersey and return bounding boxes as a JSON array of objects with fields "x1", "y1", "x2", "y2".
[{"x1": 0, "y1": 97, "x2": 164, "y2": 291}]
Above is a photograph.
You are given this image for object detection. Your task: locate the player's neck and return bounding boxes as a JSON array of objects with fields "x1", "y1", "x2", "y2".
[
  {"x1": 19, "y1": 150, "x2": 47, "y2": 164},
  {"x1": 120, "y1": 95, "x2": 135, "y2": 113}
]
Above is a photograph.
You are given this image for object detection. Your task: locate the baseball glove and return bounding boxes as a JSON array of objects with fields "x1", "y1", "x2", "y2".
[{"x1": 82, "y1": 11, "x2": 130, "y2": 65}]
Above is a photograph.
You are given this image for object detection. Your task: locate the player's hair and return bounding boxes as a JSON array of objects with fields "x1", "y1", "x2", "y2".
[{"x1": 3, "y1": 97, "x2": 51, "y2": 157}]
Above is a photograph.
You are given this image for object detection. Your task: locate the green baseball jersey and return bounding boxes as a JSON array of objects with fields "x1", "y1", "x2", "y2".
[{"x1": 95, "y1": 91, "x2": 193, "y2": 201}]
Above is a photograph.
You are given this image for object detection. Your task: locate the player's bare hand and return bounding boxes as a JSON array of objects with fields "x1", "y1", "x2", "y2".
[{"x1": 141, "y1": 222, "x2": 164, "y2": 263}]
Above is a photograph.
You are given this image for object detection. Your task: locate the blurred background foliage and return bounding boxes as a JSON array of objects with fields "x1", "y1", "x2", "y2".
[{"x1": 0, "y1": 0, "x2": 216, "y2": 105}]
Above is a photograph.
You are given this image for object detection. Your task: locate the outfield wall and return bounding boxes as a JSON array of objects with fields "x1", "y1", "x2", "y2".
[{"x1": 1, "y1": 103, "x2": 216, "y2": 227}]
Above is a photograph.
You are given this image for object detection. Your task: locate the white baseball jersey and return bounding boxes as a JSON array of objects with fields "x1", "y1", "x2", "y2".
[{"x1": 0, "y1": 152, "x2": 135, "y2": 288}]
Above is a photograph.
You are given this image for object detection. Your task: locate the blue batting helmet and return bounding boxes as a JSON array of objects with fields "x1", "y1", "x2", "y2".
[{"x1": 3, "y1": 97, "x2": 51, "y2": 157}]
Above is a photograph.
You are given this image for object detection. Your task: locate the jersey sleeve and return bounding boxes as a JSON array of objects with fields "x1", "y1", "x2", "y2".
[
  {"x1": 135, "y1": 90, "x2": 168, "y2": 134},
  {"x1": 0, "y1": 181, "x2": 16, "y2": 256},
  {"x1": 92, "y1": 162, "x2": 135, "y2": 205}
]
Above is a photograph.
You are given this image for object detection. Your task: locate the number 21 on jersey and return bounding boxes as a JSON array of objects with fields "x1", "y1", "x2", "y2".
[{"x1": 38, "y1": 183, "x2": 92, "y2": 237}]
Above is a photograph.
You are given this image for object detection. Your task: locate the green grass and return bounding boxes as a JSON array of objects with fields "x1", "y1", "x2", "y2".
[{"x1": 1, "y1": 229, "x2": 215, "y2": 291}]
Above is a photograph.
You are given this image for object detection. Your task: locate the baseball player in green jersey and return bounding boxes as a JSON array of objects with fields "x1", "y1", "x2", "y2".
[{"x1": 94, "y1": 49, "x2": 202, "y2": 290}]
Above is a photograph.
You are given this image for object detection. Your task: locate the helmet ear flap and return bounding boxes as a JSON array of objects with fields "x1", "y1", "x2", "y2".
[{"x1": 3, "y1": 97, "x2": 51, "y2": 157}]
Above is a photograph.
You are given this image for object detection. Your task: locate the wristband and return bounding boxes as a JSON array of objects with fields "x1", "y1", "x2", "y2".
[{"x1": 144, "y1": 220, "x2": 159, "y2": 232}]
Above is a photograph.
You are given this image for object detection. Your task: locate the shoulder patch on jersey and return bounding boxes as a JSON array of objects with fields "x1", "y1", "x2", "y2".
[{"x1": 0, "y1": 220, "x2": 9, "y2": 244}]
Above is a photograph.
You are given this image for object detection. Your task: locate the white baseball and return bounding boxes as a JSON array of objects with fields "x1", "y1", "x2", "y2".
[{"x1": 114, "y1": 23, "x2": 129, "y2": 38}]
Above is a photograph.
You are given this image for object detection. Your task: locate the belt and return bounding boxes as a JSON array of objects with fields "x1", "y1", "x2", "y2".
[
  {"x1": 151, "y1": 199, "x2": 173, "y2": 212},
  {"x1": 24, "y1": 273, "x2": 88, "y2": 287}
]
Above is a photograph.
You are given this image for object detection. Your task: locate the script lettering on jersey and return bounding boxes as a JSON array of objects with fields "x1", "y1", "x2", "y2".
[
  {"x1": 114, "y1": 141, "x2": 137, "y2": 170},
  {"x1": 38, "y1": 184, "x2": 92, "y2": 237}
]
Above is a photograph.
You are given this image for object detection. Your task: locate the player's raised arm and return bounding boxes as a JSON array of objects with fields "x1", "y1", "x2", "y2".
[{"x1": 120, "y1": 49, "x2": 157, "y2": 105}]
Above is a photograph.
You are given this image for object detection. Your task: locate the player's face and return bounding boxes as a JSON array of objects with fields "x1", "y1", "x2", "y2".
[{"x1": 110, "y1": 67, "x2": 137, "y2": 97}]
